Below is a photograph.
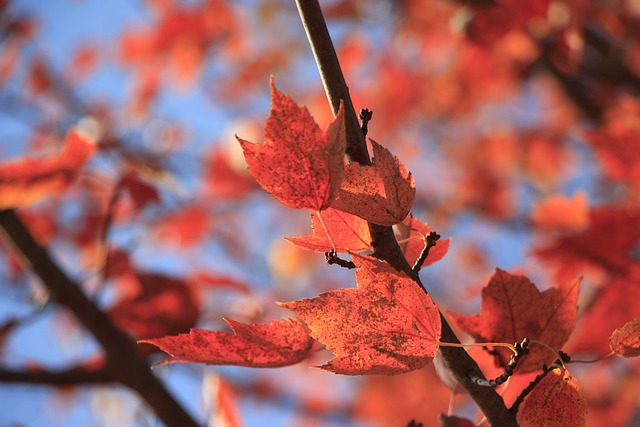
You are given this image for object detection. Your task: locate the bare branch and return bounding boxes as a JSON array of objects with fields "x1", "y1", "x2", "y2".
[{"x1": 0, "y1": 365, "x2": 112, "y2": 385}]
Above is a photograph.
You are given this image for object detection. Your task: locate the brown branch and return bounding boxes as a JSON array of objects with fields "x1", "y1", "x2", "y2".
[
  {"x1": 0, "y1": 209, "x2": 199, "y2": 427},
  {"x1": 294, "y1": 3, "x2": 518, "y2": 426},
  {"x1": 0, "y1": 365, "x2": 112, "y2": 385}
]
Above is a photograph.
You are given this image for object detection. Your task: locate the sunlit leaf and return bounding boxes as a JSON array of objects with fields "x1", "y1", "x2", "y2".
[{"x1": 280, "y1": 254, "x2": 440, "y2": 375}]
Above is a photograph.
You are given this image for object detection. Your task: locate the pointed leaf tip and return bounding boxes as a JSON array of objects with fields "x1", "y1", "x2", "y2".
[{"x1": 237, "y1": 78, "x2": 346, "y2": 211}]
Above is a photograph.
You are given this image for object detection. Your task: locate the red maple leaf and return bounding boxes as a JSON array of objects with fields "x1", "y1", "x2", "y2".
[
  {"x1": 450, "y1": 269, "x2": 581, "y2": 373},
  {"x1": 237, "y1": 77, "x2": 346, "y2": 211},
  {"x1": 609, "y1": 317, "x2": 640, "y2": 358},
  {"x1": 0, "y1": 130, "x2": 97, "y2": 209},
  {"x1": 395, "y1": 214, "x2": 450, "y2": 267},
  {"x1": 280, "y1": 254, "x2": 441, "y2": 375},
  {"x1": 586, "y1": 127, "x2": 640, "y2": 188},
  {"x1": 332, "y1": 139, "x2": 415, "y2": 226},
  {"x1": 285, "y1": 207, "x2": 372, "y2": 253},
  {"x1": 517, "y1": 368, "x2": 587, "y2": 427},
  {"x1": 140, "y1": 318, "x2": 314, "y2": 368},
  {"x1": 535, "y1": 207, "x2": 640, "y2": 284}
]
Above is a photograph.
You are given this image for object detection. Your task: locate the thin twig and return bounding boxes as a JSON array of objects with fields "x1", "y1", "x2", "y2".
[
  {"x1": 325, "y1": 250, "x2": 356, "y2": 269},
  {"x1": 412, "y1": 231, "x2": 441, "y2": 273},
  {"x1": 470, "y1": 339, "x2": 530, "y2": 388}
]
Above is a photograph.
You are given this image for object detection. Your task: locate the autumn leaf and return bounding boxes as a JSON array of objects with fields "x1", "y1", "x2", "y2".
[
  {"x1": 450, "y1": 269, "x2": 581, "y2": 373},
  {"x1": 286, "y1": 207, "x2": 372, "y2": 253},
  {"x1": 237, "y1": 77, "x2": 346, "y2": 211},
  {"x1": 534, "y1": 207, "x2": 640, "y2": 285},
  {"x1": 140, "y1": 318, "x2": 314, "y2": 368},
  {"x1": 517, "y1": 368, "x2": 587, "y2": 427},
  {"x1": 109, "y1": 273, "x2": 200, "y2": 344},
  {"x1": 279, "y1": 254, "x2": 441, "y2": 375},
  {"x1": 395, "y1": 214, "x2": 450, "y2": 267},
  {"x1": 332, "y1": 139, "x2": 415, "y2": 226},
  {"x1": 609, "y1": 317, "x2": 640, "y2": 358},
  {"x1": 0, "y1": 130, "x2": 97, "y2": 209},
  {"x1": 121, "y1": 171, "x2": 160, "y2": 212},
  {"x1": 567, "y1": 278, "x2": 640, "y2": 355},
  {"x1": 531, "y1": 191, "x2": 589, "y2": 233}
]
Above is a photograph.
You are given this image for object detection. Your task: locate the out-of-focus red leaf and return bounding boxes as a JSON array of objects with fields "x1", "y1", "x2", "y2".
[
  {"x1": 120, "y1": 0, "x2": 236, "y2": 88},
  {"x1": 0, "y1": 130, "x2": 97, "y2": 209},
  {"x1": 237, "y1": 77, "x2": 346, "y2": 211},
  {"x1": 151, "y1": 204, "x2": 210, "y2": 247},
  {"x1": 27, "y1": 56, "x2": 53, "y2": 95},
  {"x1": 354, "y1": 364, "x2": 451, "y2": 427},
  {"x1": 332, "y1": 140, "x2": 415, "y2": 226},
  {"x1": 535, "y1": 207, "x2": 640, "y2": 284},
  {"x1": 280, "y1": 254, "x2": 441, "y2": 375},
  {"x1": 464, "y1": 0, "x2": 551, "y2": 46},
  {"x1": 286, "y1": 207, "x2": 372, "y2": 253},
  {"x1": 104, "y1": 248, "x2": 134, "y2": 279},
  {"x1": 204, "y1": 147, "x2": 256, "y2": 200},
  {"x1": 395, "y1": 214, "x2": 450, "y2": 267},
  {"x1": 65, "y1": 44, "x2": 99, "y2": 81},
  {"x1": 567, "y1": 278, "x2": 640, "y2": 355},
  {"x1": 517, "y1": 368, "x2": 587, "y2": 427},
  {"x1": 189, "y1": 271, "x2": 250, "y2": 294},
  {"x1": 121, "y1": 171, "x2": 160, "y2": 211},
  {"x1": 586, "y1": 127, "x2": 640, "y2": 188},
  {"x1": 531, "y1": 191, "x2": 589, "y2": 233},
  {"x1": 609, "y1": 317, "x2": 640, "y2": 358},
  {"x1": 450, "y1": 269, "x2": 581, "y2": 373},
  {"x1": 140, "y1": 318, "x2": 314, "y2": 367},
  {"x1": 130, "y1": 68, "x2": 160, "y2": 117},
  {"x1": 109, "y1": 273, "x2": 199, "y2": 344}
]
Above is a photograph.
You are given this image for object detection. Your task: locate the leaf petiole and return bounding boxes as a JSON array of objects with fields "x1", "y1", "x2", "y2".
[{"x1": 315, "y1": 209, "x2": 337, "y2": 253}]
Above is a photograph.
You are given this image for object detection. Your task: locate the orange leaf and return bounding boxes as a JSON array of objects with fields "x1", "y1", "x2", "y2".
[
  {"x1": 531, "y1": 191, "x2": 589, "y2": 233},
  {"x1": 609, "y1": 317, "x2": 640, "y2": 358},
  {"x1": 395, "y1": 214, "x2": 450, "y2": 266},
  {"x1": 450, "y1": 269, "x2": 581, "y2": 373},
  {"x1": 237, "y1": 77, "x2": 346, "y2": 210},
  {"x1": 332, "y1": 139, "x2": 415, "y2": 226},
  {"x1": 140, "y1": 318, "x2": 314, "y2": 368},
  {"x1": 517, "y1": 368, "x2": 587, "y2": 427},
  {"x1": 279, "y1": 254, "x2": 441, "y2": 375},
  {"x1": 0, "y1": 130, "x2": 96, "y2": 209},
  {"x1": 285, "y1": 207, "x2": 372, "y2": 253}
]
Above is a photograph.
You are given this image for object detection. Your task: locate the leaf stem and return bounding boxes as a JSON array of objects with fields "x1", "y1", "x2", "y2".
[
  {"x1": 529, "y1": 339, "x2": 568, "y2": 371},
  {"x1": 315, "y1": 210, "x2": 337, "y2": 253}
]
